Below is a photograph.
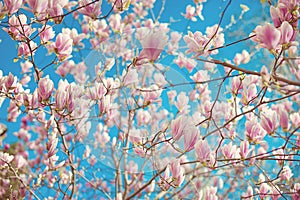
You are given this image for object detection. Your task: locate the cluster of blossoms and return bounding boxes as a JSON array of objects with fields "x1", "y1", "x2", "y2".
[{"x1": 0, "y1": 0, "x2": 299, "y2": 199}]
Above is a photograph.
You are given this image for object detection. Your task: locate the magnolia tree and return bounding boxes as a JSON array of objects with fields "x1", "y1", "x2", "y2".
[{"x1": 0, "y1": 0, "x2": 299, "y2": 199}]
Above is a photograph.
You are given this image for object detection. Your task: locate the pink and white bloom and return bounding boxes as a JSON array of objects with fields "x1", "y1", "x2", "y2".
[
  {"x1": 233, "y1": 50, "x2": 250, "y2": 65},
  {"x1": 290, "y1": 112, "x2": 300, "y2": 127},
  {"x1": 258, "y1": 183, "x2": 270, "y2": 199},
  {"x1": 182, "y1": 5, "x2": 197, "y2": 21},
  {"x1": 239, "y1": 140, "x2": 251, "y2": 159},
  {"x1": 5, "y1": 14, "x2": 35, "y2": 40},
  {"x1": 278, "y1": 105, "x2": 289, "y2": 131},
  {"x1": 195, "y1": 139, "x2": 211, "y2": 163},
  {"x1": 53, "y1": 33, "x2": 73, "y2": 61},
  {"x1": 122, "y1": 68, "x2": 138, "y2": 87},
  {"x1": 141, "y1": 84, "x2": 162, "y2": 103},
  {"x1": 183, "y1": 31, "x2": 207, "y2": 55},
  {"x1": 169, "y1": 159, "x2": 185, "y2": 187},
  {"x1": 260, "y1": 110, "x2": 278, "y2": 135},
  {"x1": 0, "y1": 152, "x2": 14, "y2": 168},
  {"x1": 280, "y1": 165, "x2": 293, "y2": 181},
  {"x1": 205, "y1": 186, "x2": 218, "y2": 200},
  {"x1": 241, "y1": 83, "x2": 257, "y2": 105},
  {"x1": 245, "y1": 119, "x2": 266, "y2": 143},
  {"x1": 252, "y1": 23, "x2": 281, "y2": 50},
  {"x1": 174, "y1": 53, "x2": 197, "y2": 72},
  {"x1": 38, "y1": 75, "x2": 54, "y2": 101},
  {"x1": 27, "y1": 0, "x2": 48, "y2": 15},
  {"x1": 4, "y1": 0, "x2": 23, "y2": 14},
  {"x1": 222, "y1": 142, "x2": 238, "y2": 159},
  {"x1": 175, "y1": 92, "x2": 190, "y2": 114},
  {"x1": 137, "y1": 29, "x2": 168, "y2": 63},
  {"x1": 171, "y1": 115, "x2": 189, "y2": 141},
  {"x1": 39, "y1": 25, "x2": 55, "y2": 43},
  {"x1": 279, "y1": 21, "x2": 295, "y2": 45},
  {"x1": 47, "y1": 0, "x2": 68, "y2": 24},
  {"x1": 158, "y1": 166, "x2": 171, "y2": 191},
  {"x1": 184, "y1": 126, "x2": 199, "y2": 152}
]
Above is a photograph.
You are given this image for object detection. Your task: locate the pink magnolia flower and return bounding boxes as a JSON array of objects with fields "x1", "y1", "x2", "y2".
[
  {"x1": 20, "y1": 61, "x2": 33, "y2": 73},
  {"x1": 38, "y1": 75, "x2": 54, "y2": 101},
  {"x1": 239, "y1": 140, "x2": 251, "y2": 159},
  {"x1": 55, "y1": 85, "x2": 67, "y2": 110},
  {"x1": 260, "y1": 110, "x2": 278, "y2": 135},
  {"x1": 241, "y1": 83, "x2": 257, "y2": 105},
  {"x1": 167, "y1": 90, "x2": 177, "y2": 103},
  {"x1": 270, "y1": 5, "x2": 287, "y2": 28},
  {"x1": 279, "y1": 21, "x2": 295, "y2": 45},
  {"x1": 222, "y1": 142, "x2": 238, "y2": 159},
  {"x1": 39, "y1": 25, "x2": 55, "y2": 43},
  {"x1": 175, "y1": 92, "x2": 190, "y2": 114},
  {"x1": 27, "y1": 0, "x2": 48, "y2": 15},
  {"x1": 183, "y1": 31, "x2": 207, "y2": 55},
  {"x1": 46, "y1": 0, "x2": 66, "y2": 24},
  {"x1": 252, "y1": 23, "x2": 281, "y2": 50},
  {"x1": 158, "y1": 166, "x2": 171, "y2": 191},
  {"x1": 8, "y1": 101, "x2": 21, "y2": 122},
  {"x1": 141, "y1": 84, "x2": 162, "y2": 103},
  {"x1": 62, "y1": 28, "x2": 86, "y2": 47},
  {"x1": 270, "y1": 3, "x2": 298, "y2": 28},
  {"x1": 4, "y1": 0, "x2": 23, "y2": 14},
  {"x1": 245, "y1": 120, "x2": 266, "y2": 143},
  {"x1": 273, "y1": 148, "x2": 285, "y2": 166},
  {"x1": 205, "y1": 186, "x2": 218, "y2": 200},
  {"x1": 78, "y1": 0, "x2": 102, "y2": 19},
  {"x1": 290, "y1": 112, "x2": 300, "y2": 127},
  {"x1": 53, "y1": 33, "x2": 73, "y2": 61},
  {"x1": 278, "y1": 105, "x2": 289, "y2": 131},
  {"x1": 18, "y1": 41, "x2": 38, "y2": 58},
  {"x1": 0, "y1": 152, "x2": 14, "y2": 168},
  {"x1": 191, "y1": 70, "x2": 210, "y2": 83},
  {"x1": 233, "y1": 50, "x2": 250, "y2": 65},
  {"x1": 184, "y1": 126, "x2": 199, "y2": 152},
  {"x1": 279, "y1": 165, "x2": 293, "y2": 181},
  {"x1": 231, "y1": 76, "x2": 243, "y2": 95},
  {"x1": 5, "y1": 14, "x2": 35, "y2": 40},
  {"x1": 171, "y1": 115, "x2": 189, "y2": 141},
  {"x1": 137, "y1": 29, "x2": 168, "y2": 63},
  {"x1": 123, "y1": 68, "x2": 138, "y2": 87},
  {"x1": 174, "y1": 53, "x2": 197, "y2": 72},
  {"x1": 182, "y1": 5, "x2": 197, "y2": 21},
  {"x1": 169, "y1": 159, "x2": 185, "y2": 187},
  {"x1": 291, "y1": 183, "x2": 300, "y2": 200},
  {"x1": 136, "y1": 109, "x2": 151, "y2": 126},
  {"x1": 258, "y1": 183, "x2": 270, "y2": 199},
  {"x1": 270, "y1": 185, "x2": 282, "y2": 200},
  {"x1": 195, "y1": 139, "x2": 211, "y2": 163}
]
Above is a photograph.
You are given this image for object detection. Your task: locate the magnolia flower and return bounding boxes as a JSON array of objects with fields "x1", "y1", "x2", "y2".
[
  {"x1": 39, "y1": 25, "x2": 55, "y2": 43},
  {"x1": 260, "y1": 110, "x2": 278, "y2": 135},
  {"x1": 4, "y1": 0, "x2": 22, "y2": 14},
  {"x1": 195, "y1": 139, "x2": 211, "y2": 163},
  {"x1": 252, "y1": 23, "x2": 281, "y2": 50},
  {"x1": 280, "y1": 166, "x2": 293, "y2": 181},
  {"x1": 38, "y1": 75, "x2": 54, "y2": 101},
  {"x1": 78, "y1": 0, "x2": 102, "y2": 19},
  {"x1": 0, "y1": 152, "x2": 14, "y2": 168},
  {"x1": 53, "y1": 33, "x2": 73, "y2": 61},
  {"x1": 171, "y1": 115, "x2": 189, "y2": 141},
  {"x1": 184, "y1": 126, "x2": 199, "y2": 152},
  {"x1": 137, "y1": 29, "x2": 168, "y2": 63},
  {"x1": 169, "y1": 159, "x2": 185, "y2": 187}
]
